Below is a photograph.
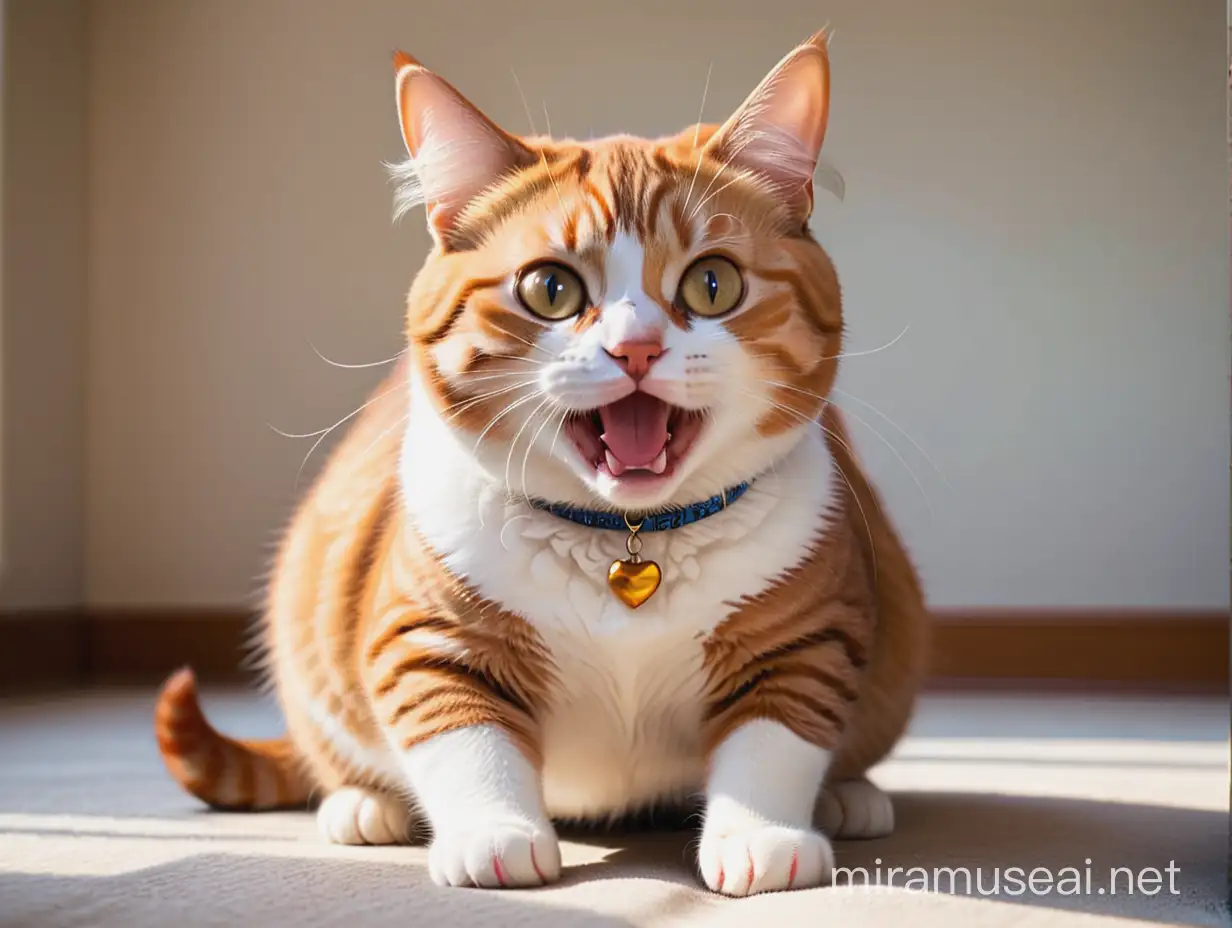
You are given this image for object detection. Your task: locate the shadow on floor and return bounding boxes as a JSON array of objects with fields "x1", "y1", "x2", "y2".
[
  {"x1": 558, "y1": 792, "x2": 1229, "y2": 925},
  {"x1": 2, "y1": 791, "x2": 1227, "y2": 927},
  {"x1": 0, "y1": 854, "x2": 638, "y2": 928}
]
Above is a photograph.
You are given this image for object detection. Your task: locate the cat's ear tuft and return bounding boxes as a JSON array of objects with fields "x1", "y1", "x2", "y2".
[
  {"x1": 704, "y1": 30, "x2": 832, "y2": 221},
  {"x1": 390, "y1": 54, "x2": 534, "y2": 243}
]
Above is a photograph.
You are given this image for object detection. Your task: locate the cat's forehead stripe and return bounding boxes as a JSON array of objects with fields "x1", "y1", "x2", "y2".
[
  {"x1": 540, "y1": 181, "x2": 704, "y2": 263},
  {"x1": 463, "y1": 140, "x2": 718, "y2": 249}
]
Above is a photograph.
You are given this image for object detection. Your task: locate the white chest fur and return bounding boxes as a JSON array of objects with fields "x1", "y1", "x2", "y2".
[{"x1": 400, "y1": 387, "x2": 836, "y2": 819}]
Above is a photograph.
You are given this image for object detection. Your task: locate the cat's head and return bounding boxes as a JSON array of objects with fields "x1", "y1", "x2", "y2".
[{"x1": 394, "y1": 34, "x2": 841, "y2": 511}]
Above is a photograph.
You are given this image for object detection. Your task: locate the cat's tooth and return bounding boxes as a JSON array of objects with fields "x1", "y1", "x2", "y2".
[
  {"x1": 648, "y1": 449, "x2": 668, "y2": 475},
  {"x1": 605, "y1": 449, "x2": 627, "y2": 476}
]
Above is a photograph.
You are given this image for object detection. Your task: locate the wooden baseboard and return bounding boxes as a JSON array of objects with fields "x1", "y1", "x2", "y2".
[
  {"x1": 88, "y1": 609, "x2": 262, "y2": 684},
  {"x1": 0, "y1": 609, "x2": 258, "y2": 691},
  {"x1": 0, "y1": 610, "x2": 91, "y2": 689},
  {"x1": 929, "y1": 609, "x2": 1228, "y2": 691},
  {"x1": 0, "y1": 608, "x2": 1226, "y2": 693}
]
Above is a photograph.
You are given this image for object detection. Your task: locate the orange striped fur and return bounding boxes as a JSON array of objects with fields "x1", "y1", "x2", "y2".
[
  {"x1": 155, "y1": 31, "x2": 928, "y2": 895},
  {"x1": 155, "y1": 667, "x2": 312, "y2": 810}
]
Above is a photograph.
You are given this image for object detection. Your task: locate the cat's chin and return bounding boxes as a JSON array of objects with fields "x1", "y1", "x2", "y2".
[{"x1": 592, "y1": 468, "x2": 682, "y2": 509}]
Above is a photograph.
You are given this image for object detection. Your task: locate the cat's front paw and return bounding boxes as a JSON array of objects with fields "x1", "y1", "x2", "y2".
[
  {"x1": 428, "y1": 817, "x2": 561, "y2": 888},
  {"x1": 698, "y1": 824, "x2": 834, "y2": 896}
]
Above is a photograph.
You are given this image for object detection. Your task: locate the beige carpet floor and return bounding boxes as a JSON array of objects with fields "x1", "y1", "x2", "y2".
[{"x1": 0, "y1": 687, "x2": 1227, "y2": 927}]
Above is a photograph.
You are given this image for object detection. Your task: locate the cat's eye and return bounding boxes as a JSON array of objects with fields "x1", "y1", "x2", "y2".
[
  {"x1": 676, "y1": 256, "x2": 744, "y2": 317},
  {"x1": 516, "y1": 262, "x2": 587, "y2": 321}
]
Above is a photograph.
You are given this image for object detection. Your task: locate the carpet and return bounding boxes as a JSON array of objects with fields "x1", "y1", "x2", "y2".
[{"x1": 0, "y1": 688, "x2": 1227, "y2": 927}]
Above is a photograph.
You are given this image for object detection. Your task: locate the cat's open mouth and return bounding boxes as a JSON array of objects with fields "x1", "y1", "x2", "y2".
[{"x1": 565, "y1": 393, "x2": 706, "y2": 483}]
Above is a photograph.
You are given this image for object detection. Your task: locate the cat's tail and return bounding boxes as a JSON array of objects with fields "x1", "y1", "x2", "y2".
[{"x1": 154, "y1": 667, "x2": 314, "y2": 811}]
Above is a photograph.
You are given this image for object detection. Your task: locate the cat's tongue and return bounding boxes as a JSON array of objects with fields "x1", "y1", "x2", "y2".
[{"x1": 599, "y1": 393, "x2": 670, "y2": 471}]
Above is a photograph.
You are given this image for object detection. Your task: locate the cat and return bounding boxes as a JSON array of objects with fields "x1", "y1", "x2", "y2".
[{"x1": 154, "y1": 30, "x2": 928, "y2": 896}]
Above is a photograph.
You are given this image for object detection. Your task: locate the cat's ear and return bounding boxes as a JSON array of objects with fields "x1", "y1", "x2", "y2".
[
  {"x1": 703, "y1": 31, "x2": 831, "y2": 222},
  {"x1": 391, "y1": 51, "x2": 534, "y2": 243}
]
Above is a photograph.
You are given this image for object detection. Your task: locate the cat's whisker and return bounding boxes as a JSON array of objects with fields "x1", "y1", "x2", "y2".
[
  {"x1": 682, "y1": 62, "x2": 715, "y2": 217},
  {"x1": 270, "y1": 423, "x2": 337, "y2": 440},
  {"x1": 702, "y1": 212, "x2": 747, "y2": 234},
  {"x1": 688, "y1": 173, "x2": 747, "y2": 224},
  {"x1": 829, "y1": 387, "x2": 951, "y2": 490},
  {"x1": 686, "y1": 130, "x2": 761, "y2": 223},
  {"x1": 749, "y1": 344, "x2": 941, "y2": 505},
  {"x1": 441, "y1": 380, "x2": 540, "y2": 422},
  {"x1": 457, "y1": 370, "x2": 546, "y2": 386},
  {"x1": 540, "y1": 150, "x2": 570, "y2": 222},
  {"x1": 475, "y1": 353, "x2": 547, "y2": 367},
  {"x1": 470, "y1": 389, "x2": 544, "y2": 459},
  {"x1": 744, "y1": 324, "x2": 909, "y2": 366},
  {"x1": 828, "y1": 402, "x2": 933, "y2": 520},
  {"x1": 510, "y1": 68, "x2": 538, "y2": 136},
  {"x1": 440, "y1": 379, "x2": 538, "y2": 415},
  {"x1": 691, "y1": 62, "x2": 714, "y2": 151},
  {"x1": 547, "y1": 405, "x2": 570, "y2": 462},
  {"x1": 485, "y1": 322, "x2": 555, "y2": 359},
  {"x1": 499, "y1": 513, "x2": 533, "y2": 553},
  {"x1": 269, "y1": 383, "x2": 403, "y2": 483},
  {"x1": 505, "y1": 395, "x2": 554, "y2": 497},
  {"x1": 520, "y1": 401, "x2": 566, "y2": 502},
  {"x1": 756, "y1": 378, "x2": 935, "y2": 516},
  {"x1": 541, "y1": 101, "x2": 553, "y2": 139},
  {"x1": 458, "y1": 372, "x2": 539, "y2": 386},
  {"x1": 308, "y1": 341, "x2": 407, "y2": 370},
  {"x1": 812, "y1": 434, "x2": 878, "y2": 582},
  {"x1": 733, "y1": 386, "x2": 877, "y2": 580},
  {"x1": 832, "y1": 325, "x2": 910, "y2": 361},
  {"x1": 849, "y1": 414, "x2": 934, "y2": 518},
  {"x1": 355, "y1": 412, "x2": 410, "y2": 465}
]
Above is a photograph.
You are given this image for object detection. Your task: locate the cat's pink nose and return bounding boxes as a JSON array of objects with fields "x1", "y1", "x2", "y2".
[{"x1": 607, "y1": 340, "x2": 664, "y2": 380}]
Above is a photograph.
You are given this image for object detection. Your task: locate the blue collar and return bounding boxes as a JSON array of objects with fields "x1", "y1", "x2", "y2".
[{"x1": 528, "y1": 482, "x2": 752, "y2": 533}]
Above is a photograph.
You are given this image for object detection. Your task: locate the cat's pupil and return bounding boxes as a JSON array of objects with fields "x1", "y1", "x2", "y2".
[
  {"x1": 545, "y1": 273, "x2": 560, "y2": 304},
  {"x1": 705, "y1": 269, "x2": 718, "y2": 303}
]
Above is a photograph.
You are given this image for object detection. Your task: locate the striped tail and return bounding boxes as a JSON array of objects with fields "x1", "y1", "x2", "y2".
[{"x1": 154, "y1": 667, "x2": 313, "y2": 811}]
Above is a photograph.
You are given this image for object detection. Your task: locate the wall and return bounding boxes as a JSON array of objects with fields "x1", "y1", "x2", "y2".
[
  {"x1": 85, "y1": 0, "x2": 1228, "y2": 609},
  {"x1": 0, "y1": 0, "x2": 87, "y2": 609}
]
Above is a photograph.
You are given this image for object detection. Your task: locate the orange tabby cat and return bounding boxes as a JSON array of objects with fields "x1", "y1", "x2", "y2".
[{"x1": 155, "y1": 31, "x2": 928, "y2": 895}]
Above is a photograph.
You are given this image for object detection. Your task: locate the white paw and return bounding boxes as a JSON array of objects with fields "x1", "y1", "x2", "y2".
[
  {"x1": 428, "y1": 817, "x2": 561, "y2": 888},
  {"x1": 698, "y1": 824, "x2": 834, "y2": 896},
  {"x1": 816, "y1": 778, "x2": 894, "y2": 839},
  {"x1": 317, "y1": 787, "x2": 416, "y2": 846}
]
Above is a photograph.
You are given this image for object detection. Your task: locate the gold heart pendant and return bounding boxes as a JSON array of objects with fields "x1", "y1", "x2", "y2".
[{"x1": 607, "y1": 558, "x2": 662, "y2": 609}]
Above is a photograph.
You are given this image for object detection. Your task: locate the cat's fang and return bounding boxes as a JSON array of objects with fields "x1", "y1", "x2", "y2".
[{"x1": 605, "y1": 450, "x2": 627, "y2": 477}]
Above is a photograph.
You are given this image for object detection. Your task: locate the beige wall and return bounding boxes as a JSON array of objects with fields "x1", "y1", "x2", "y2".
[
  {"x1": 0, "y1": 0, "x2": 87, "y2": 609},
  {"x1": 80, "y1": 0, "x2": 1227, "y2": 609}
]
